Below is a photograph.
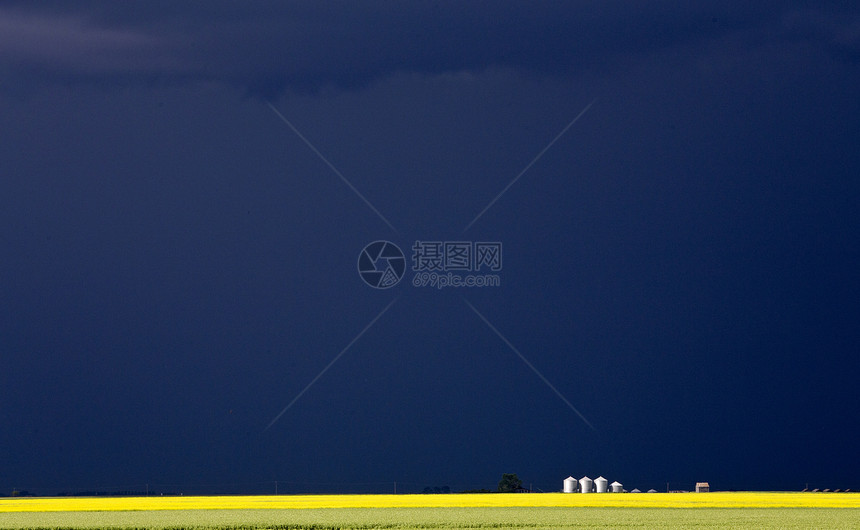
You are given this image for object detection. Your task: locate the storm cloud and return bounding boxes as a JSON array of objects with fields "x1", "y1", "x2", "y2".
[{"x1": 3, "y1": 2, "x2": 858, "y2": 96}]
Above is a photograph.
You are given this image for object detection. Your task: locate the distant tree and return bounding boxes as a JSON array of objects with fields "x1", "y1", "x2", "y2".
[
  {"x1": 10, "y1": 489, "x2": 34, "y2": 497},
  {"x1": 497, "y1": 473, "x2": 523, "y2": 493},
  {"x1": 460, "y1": 488, "x2": 492, "y2": 493}
]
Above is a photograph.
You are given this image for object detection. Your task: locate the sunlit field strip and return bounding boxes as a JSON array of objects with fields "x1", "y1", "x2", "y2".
[{"x1": 1, "y1": 492, "x2": 857, "y2": 512}]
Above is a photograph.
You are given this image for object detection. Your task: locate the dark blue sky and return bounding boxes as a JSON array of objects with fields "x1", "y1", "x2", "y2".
[{"x1": 2, "y1": 2, "x2": 859, "y2": 494}]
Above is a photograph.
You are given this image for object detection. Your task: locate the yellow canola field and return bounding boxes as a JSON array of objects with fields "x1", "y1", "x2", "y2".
[{"x1": 1, "y1": 492, "x2": 858, "y2": 512}]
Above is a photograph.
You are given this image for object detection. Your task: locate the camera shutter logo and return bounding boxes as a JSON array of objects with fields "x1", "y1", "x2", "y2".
[{"x1": 358, "y1": 241, "x2": 406, "y2": 289}]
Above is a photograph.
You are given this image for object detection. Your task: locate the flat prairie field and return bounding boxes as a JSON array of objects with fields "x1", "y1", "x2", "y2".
[{"x1": 1, "y1": 492, "x2": 857, "y2": 529}]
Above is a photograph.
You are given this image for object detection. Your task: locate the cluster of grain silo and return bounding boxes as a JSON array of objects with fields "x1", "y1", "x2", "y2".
[{"x1": 562, "y1": 475, "x2": 623, "y2": 493}]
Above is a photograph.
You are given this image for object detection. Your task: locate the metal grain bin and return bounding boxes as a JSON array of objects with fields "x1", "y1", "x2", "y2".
[{"x1": 579, "y1": 476, "x2": 593, "y2": 493}]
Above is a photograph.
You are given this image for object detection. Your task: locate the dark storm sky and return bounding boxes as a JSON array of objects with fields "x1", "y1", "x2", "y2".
[{"x1": 2, "y1": 2, "x2": 859, "y2": 494}]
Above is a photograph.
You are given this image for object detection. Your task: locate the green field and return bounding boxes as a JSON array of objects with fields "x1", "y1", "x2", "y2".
[
  {"x1": 2, "y1": 493, "x2": 857, "y2": 529},
  {"x1": 1, "y1": 506, "x2": 858, "y2": 529}
]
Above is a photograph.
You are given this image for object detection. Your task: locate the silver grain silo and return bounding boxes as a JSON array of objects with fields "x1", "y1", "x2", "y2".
[
  {"x1": 595, "y1": 476, "x2": 608, "y2": 493},
  {"x1": 610, "y1": 481, "x2": 623, "y2": 493},
  {"x1": 563, "y1": 476, "x2": 577, "y2": 493},
  {"x1": 579, "y1": 476, "x2": 593, "y2": 493}
]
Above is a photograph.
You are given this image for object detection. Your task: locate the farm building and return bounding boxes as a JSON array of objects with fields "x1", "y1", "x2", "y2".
[
  {"x1": 563, "y1": 476, "x2": 577, "y2": 493},
  {"x1": 579, "y1": 476, "x2": 593, "y2": 493},
  {"x1": 696, "y1": 482, "x2": 710, "y2": 493}
]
